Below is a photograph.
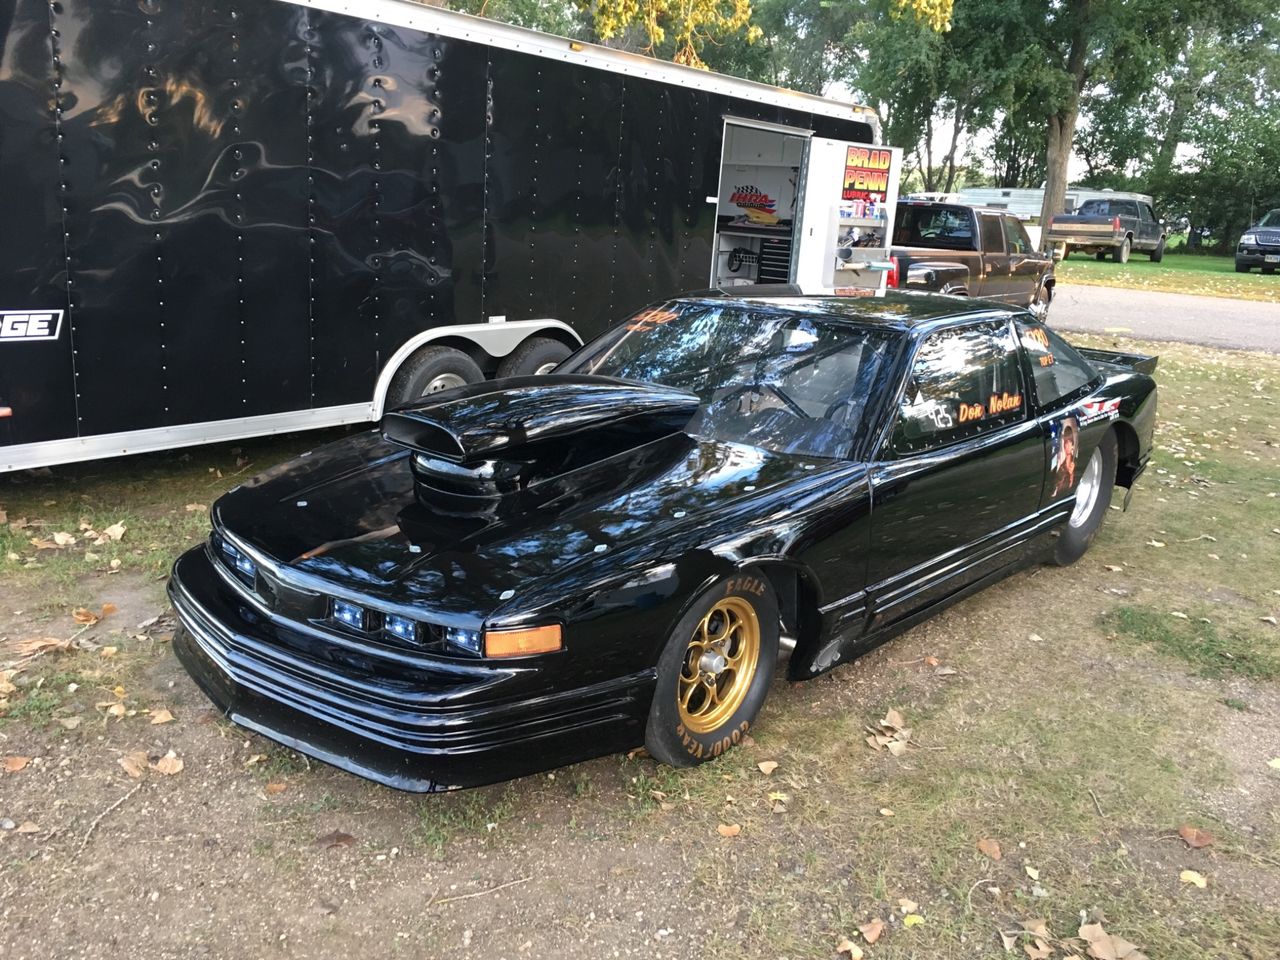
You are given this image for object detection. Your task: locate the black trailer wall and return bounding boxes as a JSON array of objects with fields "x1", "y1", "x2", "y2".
[{"x1": 0, "y1": 0, "x2": 874, "y2": 448}]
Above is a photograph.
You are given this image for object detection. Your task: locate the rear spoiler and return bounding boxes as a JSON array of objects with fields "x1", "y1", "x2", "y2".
[{"x1": 1077, "y1": 347, "x2": 1158, "y2": 376}]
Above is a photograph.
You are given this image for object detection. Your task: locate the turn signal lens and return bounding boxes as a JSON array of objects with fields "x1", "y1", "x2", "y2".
[{"x1": 484, "y1": 624, "x2": 562, "y2": 658}]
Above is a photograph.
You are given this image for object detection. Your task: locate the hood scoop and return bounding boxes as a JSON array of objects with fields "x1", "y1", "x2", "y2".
[{"x1": 382, "y1": 374, "x2": 700, "y2": 504}]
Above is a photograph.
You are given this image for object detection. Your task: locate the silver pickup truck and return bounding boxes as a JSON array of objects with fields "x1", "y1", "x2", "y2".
[{"x1": 1044, "y1": 197, "x2": 1167, "y2": 264}]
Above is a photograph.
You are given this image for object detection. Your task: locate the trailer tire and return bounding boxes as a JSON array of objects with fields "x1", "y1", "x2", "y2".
[
  {"x1": 1112, "y1": 237, "x2": 1131, "y2": 264},
  {"x1": 496, "y1": 337, "x2": 572, "y2": 379},
  {"x1": 385, "y1": 346, "x2": 483, "y2": 410}
]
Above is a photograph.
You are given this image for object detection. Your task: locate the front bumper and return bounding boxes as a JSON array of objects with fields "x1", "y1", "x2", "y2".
[
  {"x1": 168, "y1": 546, "x2": 651, "y2": 791},
  {"x1": 1237, "y1": 248, "x2": 1280, "y2": 268}
]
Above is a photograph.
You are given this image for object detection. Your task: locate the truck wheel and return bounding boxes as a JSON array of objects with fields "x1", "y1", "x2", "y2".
[
  {"x1": 1029, "y1": 282, "x2": 1052, "y2": 318},
  {"x1": 644, "y1": 573, "x2": 779, "y2": 767},
  {"x1": 1265, "y1": 267, "x2": 1277, "y2": 276},
  {"x1": 1112, "y1": 237, "x2": 1131, "y2": 264},
  {"x1": 1095, "y1": 251, "x2": 1107, "y2": 262},
  {"x1": 1236, "y1": 262, "x2": 1251, "y2": 274},
  {"x1": 1148, "y1": 238, "x2": 1166, "y2": 263},
  {"x1": 1052, "y1": 430, "x2": 1117, "y2": 566},
  {"x1": 496, "y1": 337, "x2": 572, "y2": 379},
  {"x1": 385, "y1": 346, "x2": 483, "y2": 409}
]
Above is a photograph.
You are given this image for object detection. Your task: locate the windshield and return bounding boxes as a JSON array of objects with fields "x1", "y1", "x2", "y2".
[
  {"x1": 1258, "y1": 209, "x2": 1280, "y2": 228},
  {"x1": 559, "y1": 301, "x2": 898, "y2": 459}
]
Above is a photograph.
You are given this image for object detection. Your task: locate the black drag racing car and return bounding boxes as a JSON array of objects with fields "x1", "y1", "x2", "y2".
[{"x1": 169, "y1": 291, "x2": 1157, "y2": 791}]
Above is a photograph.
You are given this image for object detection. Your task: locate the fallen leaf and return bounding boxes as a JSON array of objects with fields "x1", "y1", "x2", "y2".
[
  {"x1": 58, "y1": 716, "x2": 82, "y2": 730},
  {"x1": 52, "y1": 531, "x2": 76, "y2": 546},
  {"x1": 1146, "y1": 539, "x2": 1166, "y2": 548},
  {"x1": 11, "y1": 636, "x2": 71, "y2": 658},
  {"x1": 1029, "y1": 633, "x2": 1045, "y2": 643},
  {"x1": 1179, "y1": 869, "x2": 1207, "y2": 889},
  {"x1": 897, "y1": 897, "x2": 918, "y2": 913},
  {"x1": 1269, "y1": 758, "x2": 1280, "y2": 770},
  {"x1": 836, "y1": 939, "x2": 863, "y2": 958},
  {"x1": 15, "y1": 820, "x2": 39, "y2": 834},
  {"x1": 100, "y1": 646, "x2": 118, "y2": 658},
  {"x1": 1021, "y1": 919, "x2": 1050, "y2": 939},
  {"x1": 265, "y1": 782, "x2": 287, "y2": 795},
  {"x1": 1024, "y1": 865, "x2": 1040, "y2": 880},
  {"x1": 878, "y1": 808, "x2": 895, "y2": 817},
  {"x1": 244, "y1": 753, "x2": 266, "y2": 766},
  {"x1": 1177, "y1": 824, "x2": 1214, "y2": 849},
  {"x1": 99, "y1": 521, "x2": 127, "y2": 543},
  {"x1": 185, "y1": 503, "x2": 208, "y2": 512},
  {"x1": 149, "y1": 708, "x2": 175, "y2": 725},
  {"x1": 1000, "y1": 930, "x2": 1018, "y2": 952},
  {"x1": 105, "y1": 703, "x2": 126, "y2": 718},
  {"x1": 4, "y1": 755, "x2": 32, "y2": 773},
  {"x1": 923, "y1": 655, "x2": 940, "y2": 666},
  {"x1": 886, "y1": 740, "x2": 909, "y2": 757},
  {"x1": 883, "y1": 708, "x2": 906, "y2": 730},
  {"x1": 859, "y1": 918, "x2": 884, "y2": 943},
  {"x1": 100, "y1": 602, "x2": 118, "y2": 618},
  {"x1": 1079, "y1": 921, "x2": 1150, "y2": 960},
  {"x1": 757, "y1": 760, "x2": 778, "y2": 775},
  {"x1": 316, "y1": 829, "x2": 356, "y2": 849},
  {"x1": 119, "y1": 750, "x2": 149, "y2": 778},
  {"x1": 1104, "y1": 564, "x2": 1123, "y2": 572},
  {"x1": 903, "y1": 914, "x2": 924, "y2": 928},
  {"x1": 72, "y1": 607, "x2": 100, "y2": 625},
  {"x1": 935, "y1": 665, "x2": 958, "y2": 676},
  {"x1": 717, "y1": 823, "x2": 741, "y2": 838},
  {"x1": 977, "y1": 837, "x2": 1002, "y2": 861},
  {"x1": 1023, "y1": 942, "x2": 1052, "y2": 960},
  {"x1": 151, "y1": 750, "x2": 184, "y2": 775}
]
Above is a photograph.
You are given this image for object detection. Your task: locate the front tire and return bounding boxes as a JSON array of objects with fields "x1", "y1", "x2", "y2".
[
  {"x1": 645, "y1": 573, "x2": 779, "y2": 767},
  {"x1": 1052, "y1": 430, "x2": 1118, "y2": 566},
  {"x1": 1236, "y1": 262, "x2": 1251, "y2": 273},
  {"x1": 1149, "y1": 238, "x2": 1165, "y2": 263}
]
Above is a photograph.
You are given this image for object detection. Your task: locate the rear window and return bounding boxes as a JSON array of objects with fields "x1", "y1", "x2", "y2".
[
  {"x1": 1078, "y1": 199, "x2": 1139, "y2": 218},
  {"x1": 892, "y1": 205, "x2": 975, "y2": 250}
]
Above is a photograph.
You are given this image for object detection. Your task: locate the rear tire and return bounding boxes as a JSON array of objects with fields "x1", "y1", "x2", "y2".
[
  {"x1": 1149, "y1": 238, "x2": 1165, "y2": 263},
  {"x1": 645, "y1": 572, "x2": 779, "y2": 768},
  {"x1": 1112, "y1": 237, "x2": 1131, "y2": 264},
  {"x1": 1052, "y1": 430, "x2": 1118, "y2": 566},
  {"x1": 385, "y1": 346, "x2": 483, "y2": 410},
  {"x1": 496, "y1": 337, "x2": 573, "y2": 379}
]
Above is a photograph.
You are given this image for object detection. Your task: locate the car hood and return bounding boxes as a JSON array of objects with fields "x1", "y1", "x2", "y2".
[{"x1": 212, "y1": 429, "x2": 851, "y2": 619}]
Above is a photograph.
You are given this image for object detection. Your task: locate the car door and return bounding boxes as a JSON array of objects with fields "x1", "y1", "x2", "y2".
[
  {"x1": 1002, "y1": 216, "x2": 1043, "y2": 307},
  {"x1": 865, "y1": 320, "x2": 1045, "y2": 634},
  {"x1": 974, "y1": 213, "x2": 1010, "y2": 299},
  {"x1": 1139, "y1": 203, "x2": 1161, "y2": 249}
]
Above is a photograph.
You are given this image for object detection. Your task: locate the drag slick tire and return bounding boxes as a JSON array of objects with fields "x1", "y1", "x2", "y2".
[
  {"x1": 645, "y1": 573, "x2": 779, "y2": 767},
  {"x1": 1053, "y1": 429, "x2": 1117, "y2": 566}
]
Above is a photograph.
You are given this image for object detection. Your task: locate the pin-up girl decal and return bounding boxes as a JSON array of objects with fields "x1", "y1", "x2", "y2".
[{"x1": 1050, "y1": 415, "x2": 1080, "y2": 497}]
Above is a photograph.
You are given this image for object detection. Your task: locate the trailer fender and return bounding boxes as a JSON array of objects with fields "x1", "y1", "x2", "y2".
[{"x1": 371, "y1": 320, "x2": 583, "y2": 419}]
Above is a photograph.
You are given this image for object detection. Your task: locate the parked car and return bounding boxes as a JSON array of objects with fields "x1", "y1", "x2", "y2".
[
  {"x1": 1235, "y1": 209, "x2": 1280, "y2": 274},
  {"x1": 1044, "y1": 197, "x2": 1167, "y2": 263},
  {"x1": 889, "y1": 202, "x2": 1055, "y2": 314},
  {"x1": 169, "y1": 290, "x2": 1157, "y2": 792}
]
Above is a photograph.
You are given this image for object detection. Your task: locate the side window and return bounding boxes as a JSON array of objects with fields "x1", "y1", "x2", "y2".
[
  {"x1": 1119, "y1": 201, "x2": 1139, "y2": 219},
  {"x1": 979, "y1": 215, "x2": 1005, "y2": 254},
  {"x1": 1016, "y1": 320, "x2": 1100, "y2": 409},
  {"x1": 1142, "y1": 203, "x2": 1158, "y2": 223},
  {"x1": 1001, "y1": 216, "x2": 1029, "y2": 255},
  {"x1": 893, "y1": 323, "x2": 1026, "y2": 455}
]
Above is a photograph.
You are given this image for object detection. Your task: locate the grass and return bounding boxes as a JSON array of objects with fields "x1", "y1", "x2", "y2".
[
  {"x1": 1105, "y1": 605, "x2": 1280, "y2": 680},
  {"x1": 1055, "y1": 251, "x2": 1280, "y2": 303}
]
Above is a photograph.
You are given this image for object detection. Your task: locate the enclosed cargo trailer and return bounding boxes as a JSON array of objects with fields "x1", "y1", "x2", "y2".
[{"x1": 0, "y1": 0, "x2": 891, "y2": 471}]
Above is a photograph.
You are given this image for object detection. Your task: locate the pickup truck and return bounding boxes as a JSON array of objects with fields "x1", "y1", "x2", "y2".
[
  {"x1": 1235, "y1": 208, "x2": 1280, "y2": 274},
  {"x1": 888, "y1": 201, "x2": 1055, "y2": 313},
  {"x1": 1044, "y1": 197, "x2": 1167, "y2": 264}
]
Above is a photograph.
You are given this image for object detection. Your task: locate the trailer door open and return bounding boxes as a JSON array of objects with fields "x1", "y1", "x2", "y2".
[
  {"x1": 792, "y1": 139, "x2": 903, "y2": 293},
  {"x1": 709, "y1": 119, "x2": 813, "y2": 288}
]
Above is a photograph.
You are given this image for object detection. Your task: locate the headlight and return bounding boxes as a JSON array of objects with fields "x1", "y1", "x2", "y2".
[
  {"x1": 219, "y1": 537, "x2": 258, "y2": 580},
  {"x1": 446, "y1": 626, "x2": 483, "y2": 655},
  {"x1": 331, "y1": 599, "x2": 367, "y2": 631},
  {"x1": 1241, "y1": 233, "x2": 1258, "y2": 245}
]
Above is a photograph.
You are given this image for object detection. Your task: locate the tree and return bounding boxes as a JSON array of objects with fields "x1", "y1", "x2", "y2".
[{"x1": 575, "y1": 0, "x2": 951, "y2": 70}]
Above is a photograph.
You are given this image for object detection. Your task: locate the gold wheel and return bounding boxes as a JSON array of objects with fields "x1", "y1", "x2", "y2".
[{"x1": 677, "y1": 596, "x2": 761, "y2": 735}]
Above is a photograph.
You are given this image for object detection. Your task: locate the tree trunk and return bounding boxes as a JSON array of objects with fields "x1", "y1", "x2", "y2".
[{"x1": 1040, "y1": 103, "x2": 1078, "y2": 225}]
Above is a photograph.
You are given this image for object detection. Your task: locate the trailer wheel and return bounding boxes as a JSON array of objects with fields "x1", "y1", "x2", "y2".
[
  {"x1": 1112, "y1": 237, "x2": 1131, "y2": 264},
  {"x1": 385, "y1": 346, "x2": 483, "y2": 409},
  {"x1": 496, "y1": 337, "x2": 572, "y2": 379}
]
